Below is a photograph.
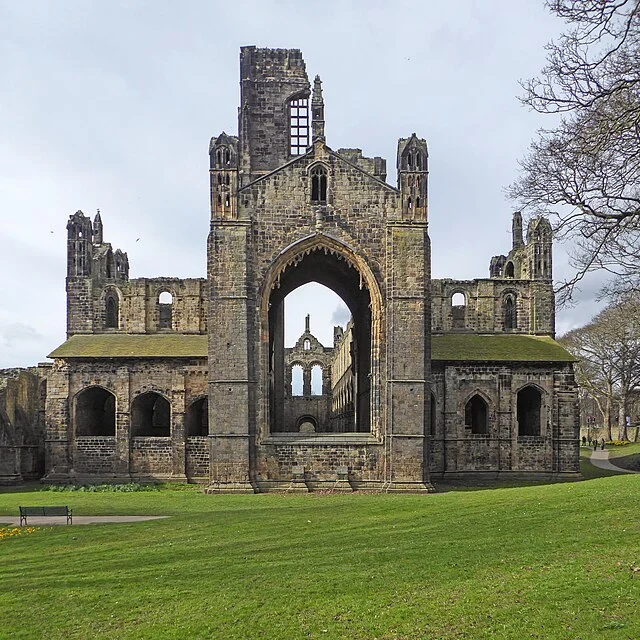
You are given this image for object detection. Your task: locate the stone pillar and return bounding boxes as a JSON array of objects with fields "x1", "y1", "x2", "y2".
[
  {"x1": 171, "y1": 371, "x2": 187, "y2": 481},
  {"x1": 385, "y1": 223, "x2": 433, "y2": 492},
  {"x1": 114, "y1": 367, "x2": 131, "y2": 478},
  {"x1": 207, "y1": 221, "x2": 255, "y2": 492},
  {"x1": 44, "y1": 362, "x2": 72, "y2": 481}
]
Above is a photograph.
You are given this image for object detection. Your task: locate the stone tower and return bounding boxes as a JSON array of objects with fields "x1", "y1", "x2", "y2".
[{"x1": 207, "y1": 46, "x2": 433, "y2": 492}]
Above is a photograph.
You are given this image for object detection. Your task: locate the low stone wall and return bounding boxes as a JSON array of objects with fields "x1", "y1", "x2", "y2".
[
  {"x1": 186, "y1": 437, "x2": 209, "y2": 479},
  {"x1": 258, "y1": 436, "x2": 384, "y2": 484},
  {"x1": 131, "y1": 437, "x2": 172, "y2": 476},
  {"x1": 75, "y1": 436, "x2": 117, "y2": 474}
]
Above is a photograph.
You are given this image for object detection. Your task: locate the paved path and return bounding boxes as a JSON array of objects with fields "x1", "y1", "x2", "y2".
[
  {"x1": 590, "y1": 449, "x2": 640, "y2": 474},
  {"x1": 0, "y1": 515, "x2": 169, "y2": 527}
]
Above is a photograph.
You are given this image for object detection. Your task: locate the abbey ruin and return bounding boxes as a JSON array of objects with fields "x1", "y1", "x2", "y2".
[{"x1": 14, "y1": 47, "x2": 580, "y2": 490}]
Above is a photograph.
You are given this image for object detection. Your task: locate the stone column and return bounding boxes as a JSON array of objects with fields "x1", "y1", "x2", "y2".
[
  {"x1": 207, "y1": 221, "x2": 255, "y2": 492},
  {"x1": 385, "y1": 223, "x2": 433, "y2": 492}
]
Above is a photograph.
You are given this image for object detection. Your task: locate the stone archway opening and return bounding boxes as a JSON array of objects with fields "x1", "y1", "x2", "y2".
[
  {"x1": 267, "y1": 242, "x2": 378, "y2": 434},
  {"x1": 186, "y1": 397, "x2": 208, "y2": 437},
  {"x1": 75, "y1": 387, "x2": 116, "y2": 436},
  {"x1": 518, "y1": 386, "x2": 542, "y2": 436},
  {"x1": 131, "y1": 392, "x2": 170, "y2": 437}
]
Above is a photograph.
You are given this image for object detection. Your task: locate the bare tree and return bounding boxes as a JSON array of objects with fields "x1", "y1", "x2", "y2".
[
  {"x1": 561, "y1": 295, "x2": 640, "y2": 440},
  {"x1": 509, "y1": 0, "x2": 640, "y2": 303}
]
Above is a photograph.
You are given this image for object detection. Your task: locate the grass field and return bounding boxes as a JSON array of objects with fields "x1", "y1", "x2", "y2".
[{"x1": 1, "y1": 472, "x2": 639, "y2": 640}]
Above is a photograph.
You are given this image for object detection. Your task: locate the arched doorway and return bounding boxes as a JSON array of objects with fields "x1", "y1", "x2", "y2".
[{"x1": 263, "y1": 237, "x2": 381, "y2": 435}]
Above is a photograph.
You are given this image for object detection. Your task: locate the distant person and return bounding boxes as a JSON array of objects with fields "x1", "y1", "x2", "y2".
[
  {"x1": 594, "y1": 440, "x2": 598, "y2": 451},
  {"x1": 601, "y1": 438, "x2": 605, "y2": 450},
  {"x1": 582, "y1": 436, "x2": 587, "y2": 446}
]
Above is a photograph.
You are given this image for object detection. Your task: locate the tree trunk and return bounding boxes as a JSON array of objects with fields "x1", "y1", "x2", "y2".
[
  {"x1": 618, "y1": 397, "x2": 629, "y2": 441},
  {"x1": 605, "y1": 393, "x2": 613, "y2": 441}
]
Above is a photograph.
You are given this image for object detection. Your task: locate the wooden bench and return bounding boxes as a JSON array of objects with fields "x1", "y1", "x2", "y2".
[{"x1": 19, "y1": 506, "x2": 73, "y2": 526}]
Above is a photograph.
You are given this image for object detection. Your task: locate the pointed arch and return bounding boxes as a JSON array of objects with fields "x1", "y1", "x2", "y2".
[
  {"x1": 261, "y1": 233, "x2": 383, "y2": 436},
  {"x1": 517, "y1": 384, "x2": 543, "y2": 436},
  {"x1": 464, "y1": 392, "x2": 489, "y2": 435},
  {"x1": 310, "y1": 163, "x2": 328, "y2": 204}
]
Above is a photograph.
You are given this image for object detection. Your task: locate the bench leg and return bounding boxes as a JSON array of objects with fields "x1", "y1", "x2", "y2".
[{"x1": 20, "y1": 516, "x2": 26, "y2": 526}]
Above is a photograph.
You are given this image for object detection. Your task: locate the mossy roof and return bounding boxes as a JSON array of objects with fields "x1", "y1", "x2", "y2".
[
  {"x1": 431, "y1": 334, "x2": 576, "y2": 362},
  {"x1": 48, "y1": 333, "x2": 575, "y2": 363},
  {"x1": 48, "y1": 334, "x2": 208, "y2": 359}
]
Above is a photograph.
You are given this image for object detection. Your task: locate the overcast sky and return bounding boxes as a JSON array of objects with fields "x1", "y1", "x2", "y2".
[{"x1": 0, "y1": 0, "x2": 607, "y2": 368}]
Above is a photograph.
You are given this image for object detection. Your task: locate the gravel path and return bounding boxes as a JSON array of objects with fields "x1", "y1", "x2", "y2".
[{"x1": 0, "y1": 515, "x2": 169, "y2": 527}]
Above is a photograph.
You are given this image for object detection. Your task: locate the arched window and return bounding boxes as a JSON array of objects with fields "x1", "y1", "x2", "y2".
[
  {"x1": 504, "y1": 295, "x2": 516, "y2": 330},
  {"x1": 451, "y1": 292, "x2": 466, "y2": 329},
  {"x1": 159, "y1": 291, "x2": 173, "y2": 329},
  {"x1": 289, "y1": 95, "x2": 309, "y2": 155},
  {"x1": 185, "y1": 397, "x2": 208, "y2": 437},
  {"x1": 311, "y1": 365, "x2": 323, "y2": 395},
  {"x1": 518, "y1": 386, "x2": 542, "y2": 436},
  {"x1": 303, "y1": 339, "x2": 311, "y2": 351},
  {"x1": 310, "y1": 165, "x2": 327, "y2": 203},
  {"x1": 224, "y1": 148, "x2": 230, "y2": 165},
  {"x1": 504, "y1": 262, "x2": 515, "y2": 278},
  {"x1": 75, "y1": 387, "x2": 116, "y2": 436},
  {"x1": 416, "y1": 152, "x2": 421, "y2": 170},
  {"x1": 465, "y1": 394, "x2": 488, "y2": 435},
  {"x1": 131, "y1": 392, "x2": 170, "y2": 437},
  {"x1": 105, "y1": 294, "x2": 118, "y2": 329},
  {"x1": 291, "y1": 365, "x2": 303, "y2": 396}
]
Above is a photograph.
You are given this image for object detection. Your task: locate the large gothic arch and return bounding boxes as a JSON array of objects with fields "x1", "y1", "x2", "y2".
[{"x1": 259, "y1": 233, "x2": 384, "y2": 438}]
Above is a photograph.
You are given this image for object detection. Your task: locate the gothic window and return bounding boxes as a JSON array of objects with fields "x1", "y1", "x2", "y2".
[
  {"x1": 289, "y1": 95, "x2": 309, "y2": 155},
  {"x1": 225, "y1": 174, "x2": 230, "y2": 186},
  {"x1": 465, "y1": 394, "x2": 488, "y2": 435},
  {"x1": 518, "y1": 386, "x2": 542, "y2": 436},
  {"x1": 504, "y1": 262, "x2": 515, "y2": 278},
  {"x1": 504, "y1": 295, "x2": 516, "y2": 330},
  {"x1": 159, "y1": 291, "x2": 173, "y2": 329},
  {"x1": 310, "y1": 165, "x2": 327, "y2": 203},
  {"x1": 311, "y1": 365, "x2": 323, "y2": 395},
  {"x1": 291, "y1": 365, "x2": 303, "y2": 396},
  {"x1": 303, "y1": 339, "x2": 311, "y2": 350},
  {"x1": 224, "y1": 148, "x2": 230, "y2": 165},
  {"x1": 105, "y1": 293, "x2": 118, "y2": 329},
  {"x1": 416, "y1": 152, "x2": 422, "y2": 170}
]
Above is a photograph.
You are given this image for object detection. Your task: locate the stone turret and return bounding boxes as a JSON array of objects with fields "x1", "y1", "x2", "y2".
[{"x1": 397, "y1": 134, "x2": 429, "y2": 220}]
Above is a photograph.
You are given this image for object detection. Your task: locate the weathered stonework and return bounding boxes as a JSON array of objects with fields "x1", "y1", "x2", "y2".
[{"x1": 41, "y1": 46, "x2": 580, "y2": 490}]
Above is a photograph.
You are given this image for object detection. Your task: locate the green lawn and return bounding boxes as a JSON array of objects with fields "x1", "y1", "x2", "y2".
[{"x1": 1, "y1": 479, "x2": 640, "y2": 640}]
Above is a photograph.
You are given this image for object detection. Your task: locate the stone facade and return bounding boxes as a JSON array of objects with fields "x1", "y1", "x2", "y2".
[{"x1": 41, "y1": 46, "x2": 580, "y2": 490}]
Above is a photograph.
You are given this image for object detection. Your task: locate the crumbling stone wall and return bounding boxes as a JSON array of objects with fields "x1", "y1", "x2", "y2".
[{"x1": 0, "y1": 368, "x2": 45, "y2": 482}]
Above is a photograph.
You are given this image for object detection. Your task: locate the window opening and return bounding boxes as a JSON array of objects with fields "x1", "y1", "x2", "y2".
[
  {"x1": 504, "y1": 262, "x2": 515, "y2": 278},
  {"x1": 518, "y1": 386, "x2": 541, "y2": 436},
  {"x1": 131, "y1": 392, "x2": 170, "y2": 437},
  {"x1": 159, "y1": 291, "x2": 173, "y2": 329},
  {"x1": 303, "y1": 339, "x2": 311, "y2": 350},
  {"x1": 289, "y1": 96, "x2": 309, "y2": 155},
  {"x1": 105, "y1": 294, "x2": 118, "y2": 328},
  {"x1": 75, "y1": 387, "x2": 116, "y2": 436},
  {"x1": 185, "y1": 397, "x2": 208, "y2": 437},
  {"x1": 311, "y1": 365, "x2": 323, "y2": 395},
  {"x1": 291, "y1": 365, "x2": 303, "y2": 396},
  {"x1": 224, "y1": 148, "x2": 230, "y2": 165},
  {"x1": 310, "y1": 165, "x2": 327, "y2": 203},
  {"x1": 504, "y1": 296, "x2": 516, "y2": 330},
  {"x1": 465, "y1": 394, "x2": 488, "y2": 435},
  {"x1": 416, "y1": 152, "x2": 421, "y2": 170}
]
